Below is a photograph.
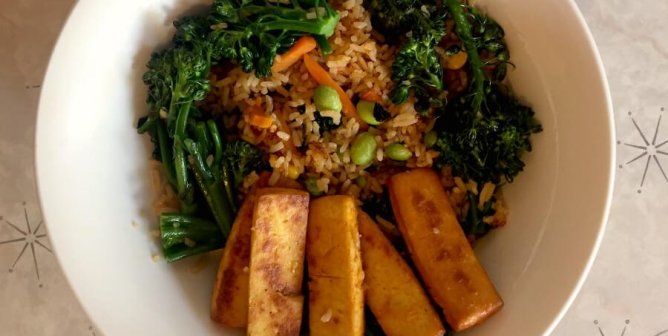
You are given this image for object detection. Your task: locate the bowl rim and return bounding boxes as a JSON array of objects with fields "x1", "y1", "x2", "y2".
[
  {"x1": 540, "y1": 0, "x2": 615, "y2": 334},
  {"x1": 34, "y1": 0, "x2": 616, "y2": 334}
]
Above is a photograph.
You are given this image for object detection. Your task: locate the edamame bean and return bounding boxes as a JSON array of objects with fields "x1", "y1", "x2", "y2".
[
  {"x1": 305, "y1": 177, "x2": 323, "y2": 196},
  {"x1": 357, "y1": 100, "x2": 390, "y2": 125},
  {"x1": 424, "y1": 131, "x2": 438, "y2": 148},
  {"x1": 313, "y1": 85, "x2": 342, "y2": 113},
  {"x1": 350, "y1": 132, "x2": 377, "y2": 166},
  {"x1": 385, "y1": 143, "x2": 412, "y2": 161}
]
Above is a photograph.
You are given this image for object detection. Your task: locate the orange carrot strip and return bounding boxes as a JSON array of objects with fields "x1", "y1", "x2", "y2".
[
  {"x1": 247, "y1": 104, "x2": 273, "y2": 129},
  {"x1": 302, "y1": 54, "x2": 361, "y2": 124},
  {"x1": 361, "y1": 90, "x2": 382, "y2": 103},
  {"x1": 272, "y1": 36, "x2": 317, "y2": 73}
]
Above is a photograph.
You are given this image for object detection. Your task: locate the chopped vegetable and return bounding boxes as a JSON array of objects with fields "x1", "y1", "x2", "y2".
[
  {"x1": 360, "y1": 90, "x2": 382, "y2": 103},
  {"x1": 366, "y1": 0, "x2": 448, "y2": 112},
  {"x1": 307, "y1": 196, "x2": 364, "y2": 336},
  {"x1": 222, "y1": 140, "x2": 266, "y2": 191},
  {"x1": 390, "y1": 34, "x2": 445, "y2": 113},
  {"x1": 350, "y1": 132, "x2": 377, "y2": 166},
  {"x1": 314, "y1": 111, "x2": 340, "y2": 132},
  {"x1": 388, "y1": 169, "x2": 503, "y2": 331},
  {"x1": 424, "y1": 130, "x2": 437, "y2": 148},
  {"x1": 159, "y1": 213, "x2": 224, "y2": 262},
  {"x1": 357, "y1": 100, "x2": 389, "y2": 126},
  {"x1": 287, "y1": 166, "x2": 301, "y2": 180},
  {"x1": 303, "y1": 54, "x2": 359, "y2": 122},
  {"x1": 313, "y1": 85, "x2": 343, "y2": 113},
  {"x1": 385, "y1": 143, "x2": 412, "y2": 161},
  {"x1": 185, "y1": 138, "x2": 234, "y2": 237},
  {"x1": 272, "y1": 36, "x2": 318, "y2": 73},
  {"x1": 361, "y1": 187, "x2": 395, "y2": 224},
  {"x1": 248, "y1": 188, "x2": 310, "y2": 336},
  {"x1": 209, "y1": 0, "x2": 340, "y2": 77},
  {"x1": 444, "y1": 50, "x2": 468, "y2": 70},
  {"x1": 247, "y1": 105, "x2": 273, "y2": 129},
  {"x1": 304, "y1": 177, "x2": 324, "y2": 196}
]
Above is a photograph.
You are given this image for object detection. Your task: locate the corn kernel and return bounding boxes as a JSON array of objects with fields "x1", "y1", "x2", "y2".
[{"x1": 287, "y1": 166, "x2": 300, "y2": 179}]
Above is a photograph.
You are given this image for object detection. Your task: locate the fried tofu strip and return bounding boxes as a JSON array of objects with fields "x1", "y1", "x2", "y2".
[
  {"x1": 210, "y1": 192, "x2": 256, "y2": 327},
  {"x1": 358, "y1": 211, "x2": 445, "y2": 336},
  {"x1": 388, "y1": 169, "x2": 503, "y2": 331},
  {"x1": 247, "y1": 188, "x2": 310, "y2": 336},
  {"x1": 210, "y1": 174, "x2": 304, "y2": 327},
  {"x1": 307, "y1": 196, "x2": 364, "y2": 336}
]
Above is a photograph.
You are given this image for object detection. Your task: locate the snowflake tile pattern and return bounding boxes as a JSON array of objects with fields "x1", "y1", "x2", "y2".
[
  {"x1": 620, "y1": 108, "x2": 668, "y2": 193},
  {"x1": 0, "y1": 202, "x2": 52, "y2": 287}
]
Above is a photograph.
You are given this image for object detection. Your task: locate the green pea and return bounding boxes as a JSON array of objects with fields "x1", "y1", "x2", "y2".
[
  {"x1": 304, "y1": 177, "x2": 323, "y2": 196},
  {"x1": 350, "y1": 132, "x2": 377, "y2": 166},
  {"x1": 313, "y1": 85, "x2": 342, "y2": 113},
  {"x1": 385, "y1": 143, "x2": 412, "y2": 161},
  {"x1": 424, "y1": 131, "x2": 438, "y2": 148}
]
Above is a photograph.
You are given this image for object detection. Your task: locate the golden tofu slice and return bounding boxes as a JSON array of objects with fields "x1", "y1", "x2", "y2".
[
  {"x1": 388, "y1": 169, "x2": 503, "y2": 331},
  {"x1": 210, "y1": 176, "x2": 305, "y2": 328},
  {"x1": 307, "y1": 195, "x2": 364, "y2": 336},
  {"x1": 210, "y1": 193, "x2": 255, "y2": 327},
  {"x1": 358, "y1": 211, "x2": 445, "y2": 336},
  {"x1": 247, "y1": 188, "x2": 310, "y2": 336}
]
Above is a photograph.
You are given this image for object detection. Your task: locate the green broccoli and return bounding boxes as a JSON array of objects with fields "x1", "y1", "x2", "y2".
[
  {"x1": 435, "y1": 82, "x2": 542, "y2": 184},
  {"x1": 209, "y1": 0, "x2": 340, "y2": 77},
  {"x1": 222, "y1": 139, "x2": 267, "y2": 190},
  {"x1": 366, "y1": 0, "x2": 448, "y2": 112},
  {"x1": 389, "y1": 34, "x2": 445, "y2": 113}
]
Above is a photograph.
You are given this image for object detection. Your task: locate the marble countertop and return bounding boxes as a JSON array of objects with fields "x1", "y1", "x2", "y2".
[{"x1": 1, "y1": 0, "x2": 667, "y2": 335}]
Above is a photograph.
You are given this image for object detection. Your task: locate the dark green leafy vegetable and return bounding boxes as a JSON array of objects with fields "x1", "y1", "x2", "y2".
[
  {"x1": 366, "y1": 0, "x2": 448, "y2": 112},
  {"x1": 461, "y1": 191, "x2": 494, "y2": 238},
  {"x1": 436, "y1": 82, "x2": 541, "y2": 183},
  {"x1": 389, "y1": 35, "x2": 446, "y2": 113},
  {"x1": 362, "y1": 188, "x2": 395, "y2": 224},
  {"x1": 222, "y1": 139, "x2": 267, "y2": 191},
  {"x1": 314, "y1": 111, "x2": 340, "y2": 132},
  {"x1": 209, "y1": 0, "x2": 340, "y2": 77}
]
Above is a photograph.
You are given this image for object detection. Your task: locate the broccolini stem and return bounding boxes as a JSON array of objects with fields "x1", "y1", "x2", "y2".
[
  {"x1": 255, "y1": 18, "x2": 340, "y2": 36},
  {"x1": 156, "y1": 120, "x2": 177, "y2": 187},
  {"x1": 160, "y1": 213, "x2": 223, "y2": 250},
  {"x1": 206, "y1": 121, "x2": 237, "y2": 212},
  {"x1": 314, "y1": 34, "x2": 333, "y2": 56},
  {"x1": 163, "y1": 241, "x2": 222, "y2": 263},
  {"x1": 137, "y1": 115, "x2": 157, "y2": 134},
  {"x1": 445, "y1": 0, "x2": 485, "y2": 112},
  {"x1": 173, "y1": 103, "x2": 193, "y2": 198},
  {"x1": 192, "y1": 122, "x2": 211, "y2": 154},
  {"x1": 220, "y1": 162, "x2": 237, "y2": 213},
  {"x1": 207, "y1": 120, "x2": 223, "y2": 169},
  {"x1": 185, "y1": 139, "x2": 234, "y2": 238}
]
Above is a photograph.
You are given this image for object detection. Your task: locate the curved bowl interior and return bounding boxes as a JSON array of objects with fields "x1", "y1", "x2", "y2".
[{"x1": 36, "y1": 0, "x2": 613, "y2": 335}]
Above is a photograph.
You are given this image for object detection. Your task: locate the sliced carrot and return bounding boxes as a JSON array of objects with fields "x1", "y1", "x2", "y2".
[
  {"x1": 361, "y1": 90, "x2": 382, "y2": 103},
  {"x1": 247, "y1": 104, "x2": 273, "y2": 129},
  {"x1": 302, "y1": 54, "x2": 361, "y2": 124},
  {"x1": 272, "y1": 36, "x2": 317, "y2": 73}
]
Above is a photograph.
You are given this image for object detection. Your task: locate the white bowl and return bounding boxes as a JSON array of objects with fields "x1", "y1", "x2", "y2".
[{"x1": 35, "y1": 0, "x2": 614, "y2": 335}]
